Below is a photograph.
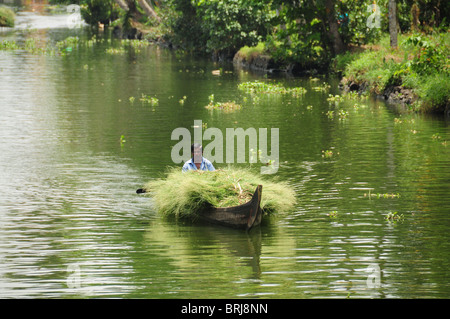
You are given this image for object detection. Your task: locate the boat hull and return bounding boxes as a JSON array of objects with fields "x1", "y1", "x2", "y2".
[{"x1": 197, "y1": 185, "x2": 263, "y2": 231}]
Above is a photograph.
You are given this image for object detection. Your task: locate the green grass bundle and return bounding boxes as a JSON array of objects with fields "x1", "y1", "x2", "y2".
[
  {"x1": 0, "y1": 6, "x2": 15, "y2": 27},
  {"x1": 143, "y1": 167, "x2": 296, "y2": 219}
]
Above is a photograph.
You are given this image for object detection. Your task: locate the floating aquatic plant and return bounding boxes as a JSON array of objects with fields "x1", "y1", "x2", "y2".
[
  {"x1": 352, "y1": 102, "x2": 368, "y2": 110},
  {"x1": 364, "y1": 192, "x2": 400, "y2": 199},
  {"x1": 289, "y1": 86, "x2": 308, "y2": 97},
  {"x1": 327, "y1": 211, "x2": 338, "y2": 218},
  {"x1": 205, "y1": 94, "x2": 241, "y2": 112},
  {"x1": 326, "y1": 107, "x2": 348, "y2": 120},
  {"x1": 205, "y1": 101, "x2": 242, "y2": 112},
  {"x1": 0, "y1": 40, "x2": 20, "y2": 50},
  {"x1": 238, "y1": 80, "x2": 307, "y2": 97},
  {"x1": 337, "y1": 109, "x2": 349, "y2": 120},
  {"x1": 122, "y1": 39, "x2": 150, "y2": 50},
  {"x1": 343, "y1": 91, "x2": 369, "y2": 101},
  {"x1": 321, "y1": 149, "x2": 335, "y2": 158},
  {"x1": 312, "y1": 82, "x2": 331, "y2": 92},
  {"x1": 385, "y1": 211, "x2": 404, "y2": 222},
  {"x1": 394, "y1": 117, "x2": 415, "y2": 124},
  {"x1": 106, "y1": 47, "x2": 126, "y2": 55},
  {"x1": 120, "y1": 135, "x2": 126, "y2": 147},
  {"x1": 431, "y1": 133, "x2": 441, "y2": 140},
  {"x1": 327, "y1": 94, "x2": 345, "y2": 105},
  {"x1": 326, "y1": 110, "x2": 334, "y2": 119},
  {"x1": 1, "y1": 35, "x2": 153, "y2": 57},
  {"x1": 140, "y1": 94, "x2": 159, "y2": 106},
  {"x1": 179, "y1": 96, "x2": 187, "y2": 105}
]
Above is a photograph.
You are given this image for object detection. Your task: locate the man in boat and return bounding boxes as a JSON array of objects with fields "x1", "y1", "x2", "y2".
[{"x1": 182, "y1": 143, "x2": 215, "y2": 172}]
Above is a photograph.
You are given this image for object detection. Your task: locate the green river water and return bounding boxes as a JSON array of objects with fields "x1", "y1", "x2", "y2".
[{"x1": 0, "y1": 10, "x2": 449, "y2": 299}]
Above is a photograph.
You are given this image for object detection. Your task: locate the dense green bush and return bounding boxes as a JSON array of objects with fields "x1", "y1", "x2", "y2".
[
  {"x1": 163, "y1": 0, "x2": 207, "y2": 52},
  {"x1": 164, "y1": 0, "x2": 272, "y2": 58},
  {"x1": 402, "y1": 34, "x2": 448, "y2": 75},
  {"x1": 417, "y1": 74, "x2": 450, "y2": 112},
  {"x1": 194, "y1": 0, "x2": 272, "y2": 58},
  {"x1": 340, "y1": 32, "x2": 449, "y2": 112},
  {"x1": 81, "y1": 0, "x2": 119, "y2": 26}
]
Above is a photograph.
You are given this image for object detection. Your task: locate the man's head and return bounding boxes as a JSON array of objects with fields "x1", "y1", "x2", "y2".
[{"x1": 191, "y1": 143, "x2": 203, "y2": 163}]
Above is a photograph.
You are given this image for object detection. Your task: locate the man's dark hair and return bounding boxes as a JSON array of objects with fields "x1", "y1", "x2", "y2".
[{"x1": 191, "y1": 143, "x2": 203, "y2": 153}]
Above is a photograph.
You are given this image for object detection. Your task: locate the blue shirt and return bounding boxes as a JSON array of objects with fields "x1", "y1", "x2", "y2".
[{"x1": 182, "y1": 157, "x2": 215, "y2": 172}]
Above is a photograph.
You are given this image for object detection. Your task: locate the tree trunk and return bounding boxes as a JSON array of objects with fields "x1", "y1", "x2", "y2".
[
  {"x1": 115, "y1": 0, "x2": 160, "y2": 22},
  {"x1": 114, "y1": 0, "x2": 129, "y2": 11},
  {"x1": 324, "y1": 0, "x2": 345, "y2": 55},
  {"x1": 411, "y1": 2, "x2": 420, "y2": 31},
  {"x1": 138, "y1": 0, "x2": 161, "y2": 22},
  {"x1": 389, "y1": 0, "x2": 398, "y2": 49}
]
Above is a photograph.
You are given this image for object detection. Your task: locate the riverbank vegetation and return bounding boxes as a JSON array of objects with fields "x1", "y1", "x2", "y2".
[
  {"x1": 27, "y1": 1, "x2": 450, "y2": 113},
  {"x1": 335, "y1": 32, "x2": 449, "y2": 113}
]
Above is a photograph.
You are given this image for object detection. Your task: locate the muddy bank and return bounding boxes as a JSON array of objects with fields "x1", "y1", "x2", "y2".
[
  {"x1": 232, "y1": 51, "x2": 323, "y2": 76},
  {"x1": 339, "y1": 77, "x2": 420, "y2": 108}
]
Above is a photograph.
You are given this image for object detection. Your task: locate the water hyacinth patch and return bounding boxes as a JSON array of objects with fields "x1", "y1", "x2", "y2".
[
  {"x1": 106, "y1": 47, "x2": 126, "y2": 55},
  {"x1": 205, "y1": 101, "x2": 242, "y2": 112},
  {"x1": 0, "y1": 40, "x2": 20, "y2": 50},
  {"x1": 238, "y1": 80, "x2": 307, "y2": 97},
  {"x1": 326, "y1": 94, "x2": 345, "y2": 105},
  {"x1": 205, "y1": 94, "x2": 242, "y2": 112},
  {"x1": 140, "y1": 94, "x2": 159, "y2": 106},
  {"x1": 312, "y1": 82, "x2": 331, "y2": 92}
]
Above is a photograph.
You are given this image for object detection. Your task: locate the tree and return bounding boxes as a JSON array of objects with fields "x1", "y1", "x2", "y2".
[
  {"x1": 114, "y1": 0, "x2": 160, "y2": 23},
  {"x1": 193, "y1": 0, "x2": 271, "y2": 59},
  {"x1": 81, "y1": 0, "x2": 119, "y2": 26},
  {"x1": 324, "y1": 0, "x2": 345, "y2": 54},
  {"x1": 138, "y1": 0, "x2": 161, "y2": 22},
  {"x1": 389, "y1": 0, "x2": 398, "y2": 48}
]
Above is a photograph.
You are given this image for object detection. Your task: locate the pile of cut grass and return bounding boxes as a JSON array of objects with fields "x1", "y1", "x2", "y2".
[
  {"x1": 143, "y1": 167, "x2": 296, "y2": 219},
  {"x1": 0, "y1": 6, "x2": 15, "y2": 27}
]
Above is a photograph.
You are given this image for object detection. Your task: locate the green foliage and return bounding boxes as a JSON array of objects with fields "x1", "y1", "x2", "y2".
[
  {"x1": 163, "y1": 0, "x2": 206, "y2": 52},
  {"x1": 264, "y1": 1, "x2": 329, "y2": 69},
  {"x1": 415, "y1": 73, "x2": 450, "y2": 112},
  {"x1": 193, "y1": 0, "x2": 272, "y2": 57},
  {"x1": 238, "y1": 80, "x2": 307, "y2": 97},
  {"x1": 164, "y1": 0, "x2": 271, "y2": 57},
  {"x1": 403, "y1": 34, "x2": 449, "y2": 75},
  {"x1": 80, "y1": 0, "x2": 119, "y2": 26},
  {"x1": 337, "y1": 0, "x2": 385, "y2": 45},
  {"x1": 332, "y1": 51, "x2": 361, "y2": 74},
  {"x1": 339, "y1": 32, "x2": 449, "y2": 112},
  {"x1": 235, "y1": 42, "x2": 266, "y2": 63},
  {"x1": 0, "y1": 39, "x2": 20, "y2": 50},
  {"x1": 205, "y1": 94, "x2": 242, "y2": 112},
  {"x1": 386, "y1": 211, "x2": 404, "y2": 222},
  {"x1": 344, "y1": 49, "x2": 398, "y2": 94},
  {"x1": 0, "y1": 6, "x2": 15, "y2": 27}
]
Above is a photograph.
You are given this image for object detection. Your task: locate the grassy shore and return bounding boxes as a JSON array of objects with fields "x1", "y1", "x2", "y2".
[
  {"x1": 235, "y1": 32, "x2": 449, "y2": 114},
  {"x1": 333, "y1": 33, "x2": 449, "y2": 114}
]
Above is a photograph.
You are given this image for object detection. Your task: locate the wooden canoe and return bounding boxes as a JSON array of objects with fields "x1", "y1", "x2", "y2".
[{"x1": 196, "y1": 185, "x2": 263, "y2": 231}]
